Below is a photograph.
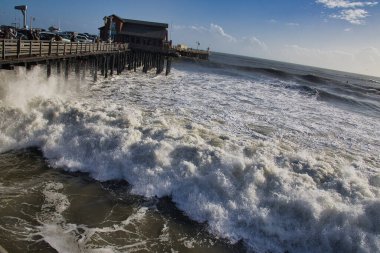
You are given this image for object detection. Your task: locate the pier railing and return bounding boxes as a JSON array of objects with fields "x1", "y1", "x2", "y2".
[
  {"x1": 0, "y1": 39, "x2": 129, "y2": 60},
  {"x1": 0, "y1": 39, "x2": 173, "y2": 77},
  {"x1": 175, "y1": 48, "x2": 209, "y2": 60}
]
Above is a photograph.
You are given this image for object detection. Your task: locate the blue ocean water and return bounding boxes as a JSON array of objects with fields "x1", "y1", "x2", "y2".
[{"x1": 0, "y1": 53, "x2": 379, "y2": 253}]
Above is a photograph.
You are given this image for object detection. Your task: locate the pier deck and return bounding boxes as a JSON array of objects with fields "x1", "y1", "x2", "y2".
[{"x1": 0, "y1": 39, "x2": 174, "y2": 78}]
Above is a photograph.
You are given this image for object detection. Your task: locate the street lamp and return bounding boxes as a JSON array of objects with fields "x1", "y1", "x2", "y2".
[
  {"x1": 196, "y1": 41, "x2": 200, "y2": 50},
  {"x1": 14, "y1": 5, "x2": 27, "y2": 29},
  {"x1": 30, "y1": 16, "x2": 35, "y2": 30}
]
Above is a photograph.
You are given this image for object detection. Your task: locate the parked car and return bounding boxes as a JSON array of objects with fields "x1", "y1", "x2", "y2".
[
  {"x1": 39, "y1": 31, "x2": 56, "y2": 41},
  {"x1": 76, "y1": 35, "x2": 92, "y2": 43},
  {"x1": 87, "y1": 35, "x2": 98, "y2": 42},
  {"x1": 39, "y1": 32, "x2": 70, "y2": 42},
  {"x1": 17, "y1": 33, "x2": 28, "y2": 40},
  {"x1": 57, "y1": 34, "x2": 71, "y2": 43},
  {"x1": 58, "y1": 36, "x2": 71, "y2": 43}
]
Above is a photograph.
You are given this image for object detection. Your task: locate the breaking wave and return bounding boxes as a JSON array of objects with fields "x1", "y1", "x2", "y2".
[{"x1": 0, "y1": 64, "x2": 379, "y2": 253}]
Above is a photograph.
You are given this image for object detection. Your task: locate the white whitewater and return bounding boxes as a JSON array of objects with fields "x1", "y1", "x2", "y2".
[{"x1": 0, "y1": 62, "x2": 379, "y2": 253}]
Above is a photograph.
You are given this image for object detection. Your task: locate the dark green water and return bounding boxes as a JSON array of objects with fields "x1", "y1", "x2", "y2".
[{"x1": 0, "y1": 148, "x2": 245, "y2": 253}]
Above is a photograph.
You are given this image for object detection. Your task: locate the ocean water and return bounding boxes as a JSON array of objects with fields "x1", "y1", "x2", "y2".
[{"x1": 0, "y1": 53, "x2": 379, "y2": 253}]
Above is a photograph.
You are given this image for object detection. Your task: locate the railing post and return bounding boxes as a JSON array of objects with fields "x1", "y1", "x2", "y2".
[
  {"x1": 56, "y1": 41, "x2": 59, "y2": 55},
  {"x1": 39, "y1": 41, "x2": 42, "y2": 56},
  {"x1": 48, "y1": 40, "x2": 52, "y2": 56},
  {"x1": 76, "y1": 42, "x2": 79, "y2": 54},
  {"x1": 63, "y1": 42, "x2": 66, "y2": 55},
  {"x1": 17, "y1": 38, "x2": 21, "y2": 58},
  {"x1": 93, "y1": 56, "x2": 98, "y2": 82},
  {"x1": 29, "y1": 41, "x2": 32, "y2": 56},
  {"x1": 2, "y1": 40, "x2": 5, "y2": 60},
  {"x1": 70, "y1": 42, "x2": 72, "y2": 54},
  {"x1": 57, "y1": 60, "x2": 61, "y2": 75}
]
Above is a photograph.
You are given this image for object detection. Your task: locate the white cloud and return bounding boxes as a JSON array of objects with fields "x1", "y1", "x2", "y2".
[
  {"x1": 331, "y1": 8, "x2": 369, "y2": 24},
  {"x1": 344, "y1": 27, "x2": 352, "y2": 31},
  {"x1": 172, "y1": 24, "x2": 187, "y2": 30},
  {"x1": 316, "y1": 0, "x2": 378, "y2": 8},
  {"x1": 210, "y1": 23, "x2": 237, "y2": 42},
  {"x1": 171, "y1": 23, "x2": 269, "y2": 57},
  {"x1": 316, "y1": 0, "x2": 377, "y2": 24},
  {"x1": 241, "y1": 36, "x2": 269, "y2": 52},
  {"x1": 172, "y1": 23, "x2": 236, "y2": 42},
  {"x1": 189, "y1": 25, "x2": 208, "y2": 32},
  {"x1": 286, "y1": 22, "x2": 300, "y2": 26},
  {"x1": 249, "y1": 37, "x2": 268, "y2": 51}
]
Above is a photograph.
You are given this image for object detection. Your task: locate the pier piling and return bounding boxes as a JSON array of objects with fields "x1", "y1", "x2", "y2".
[
  {"x1": 65, "y1": 59, "x2": 70, "y2": 80},
  {"x1": 57, "y1": 61, "x2": 61, "y2": 75}
]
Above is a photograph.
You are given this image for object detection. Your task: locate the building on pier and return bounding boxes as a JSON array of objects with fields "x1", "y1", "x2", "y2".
[{"x1": 99, "y1": 15, "x2": 169, "y2": 49}]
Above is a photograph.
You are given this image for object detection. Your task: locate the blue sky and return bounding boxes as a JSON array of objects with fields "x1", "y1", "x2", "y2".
[{"x1": 1, "y1": 0, "x2": 380, "y2": 76}]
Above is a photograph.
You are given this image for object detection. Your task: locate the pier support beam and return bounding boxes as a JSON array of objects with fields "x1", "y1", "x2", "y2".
[
  {"x1": 75, "y1": 60, "x2": 80, "y2": 79},
  {"x1": 57, "y1": 61, "x2": 61, "y2": 75},
  {"x1": 133, "y1": 52, "x2": 137, "y2": 72},
  {"x1": 82, "y1": 59, "x2": 87, "y2": 80},
  {"x1": 165, "y1": 57, "x2": 172, "y2": 76},
  {"x1": 65, "y1": 59, "x2": 70, "y2": 80},
  {"x1": 101, "y1": 56, "x2": 105, "y2": 76},
  {"x1": 93, "y1": 56, "x2": 98, "y2": 82},
  {"x1": 110, "y1": 54, "x2": 115, "y2": 76},
  {"x1": 25, "y1": 62, "x2": 32, "y2": 71},
  {"x1": 47, "y1": 61, "x2": 51, "y2": 78},
  {"x1": 104, "y1": 56, "x2": 108, "y2": 78}
]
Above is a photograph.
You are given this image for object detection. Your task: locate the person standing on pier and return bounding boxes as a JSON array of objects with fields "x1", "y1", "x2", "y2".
[{"x1": 70, "y1": 32, "x2": 77, "y2": 42}]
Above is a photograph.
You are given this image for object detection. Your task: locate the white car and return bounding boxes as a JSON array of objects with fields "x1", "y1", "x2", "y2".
[{"x1": 76, "y1": 35, "x2": 92, "y2": 43}]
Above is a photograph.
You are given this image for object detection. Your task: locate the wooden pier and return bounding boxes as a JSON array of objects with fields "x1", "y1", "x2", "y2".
[
  {"x1": 0, "y1": 39, "x2": 174, "y2": 79},
  {"x1": 176, "y1": 48, "x2": 209, "y2": 60}
]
